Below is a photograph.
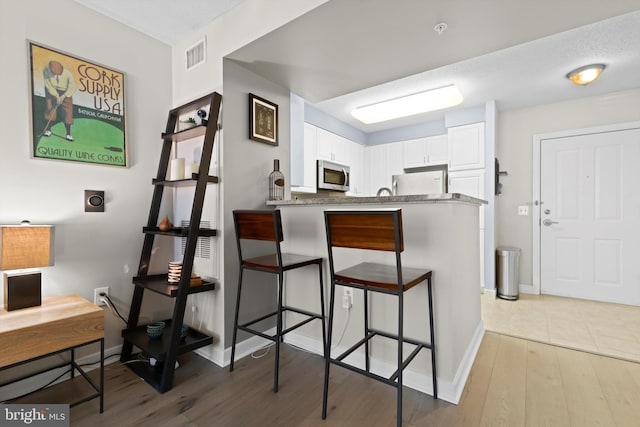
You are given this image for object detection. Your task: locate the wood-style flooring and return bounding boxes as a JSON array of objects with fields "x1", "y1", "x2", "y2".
[{"x1": 16, "y1": 332, "x2": 640, "y2": 426}]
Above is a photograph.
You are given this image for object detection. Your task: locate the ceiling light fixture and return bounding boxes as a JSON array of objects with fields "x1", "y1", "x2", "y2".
[
  {"x1": 351, "y1": 85, "x2": 464, "y2": 124},
  {"x1": 566, "y1": 64, "x2": 605, "y2": 86}
]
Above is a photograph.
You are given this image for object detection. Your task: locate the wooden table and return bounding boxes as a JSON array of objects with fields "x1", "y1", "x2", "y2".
[{"x1": 0, "y1": 295, "x2": 104, "y2": 412}]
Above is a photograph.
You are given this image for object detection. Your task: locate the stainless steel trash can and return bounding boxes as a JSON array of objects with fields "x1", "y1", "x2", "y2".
[{"x1": 496, "y1": 246, "x2": 520, "y2": 300}]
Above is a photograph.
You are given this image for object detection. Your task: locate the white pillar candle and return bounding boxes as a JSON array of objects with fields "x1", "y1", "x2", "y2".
[{"x1": 170, "y1": 158, "x2": 185, "y2": 180}]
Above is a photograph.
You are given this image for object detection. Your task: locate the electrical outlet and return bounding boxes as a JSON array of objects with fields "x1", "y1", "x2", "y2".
[
  {"x1": 518, "y1": 205, "x2": 529, "y2": 216},
  {"x1": 342, "y1": 288, "x2": 353, "y2": 309},
  {"x1": 94, "y1": 286, "x2": 109, "y2": 306}
]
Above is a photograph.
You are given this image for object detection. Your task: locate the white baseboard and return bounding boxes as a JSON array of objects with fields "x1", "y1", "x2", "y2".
[
  {"x1": 483, "y1": 288, "x2": 497, "y2": 300},
  {"x1": 519, "y1": 283, "x2": 537, "y2": 295},
  {"x1": 194, "y1": 321, "x2": 485, "y2": 406},
  {"x1": 0, "y1": 345, "x2": 121, "y2": 402},
  {"x1": 195, "y1": 327, "x2": 277, "y2": 368}
]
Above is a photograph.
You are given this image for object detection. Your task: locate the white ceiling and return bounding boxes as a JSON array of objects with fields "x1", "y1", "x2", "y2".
[
  {"x1": 77, "y1": 0, "x2": 640, "y2": 133},
  {"x1": 74, "y1": 0, "x2": 246, "y2": 45}
]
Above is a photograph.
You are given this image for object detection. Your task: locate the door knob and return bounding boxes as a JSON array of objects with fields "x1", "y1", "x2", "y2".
[{"x1": 542, "y1": 218, "x2": 559, "y2": 226}]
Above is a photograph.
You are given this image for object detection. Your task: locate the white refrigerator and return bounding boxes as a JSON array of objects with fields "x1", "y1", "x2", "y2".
[{"x1": 392, "y1": 170, "x2": 447, "y2": 195}]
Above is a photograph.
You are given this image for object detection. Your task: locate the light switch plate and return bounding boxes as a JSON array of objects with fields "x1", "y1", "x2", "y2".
[{"x1": 518, "y1": 205, "x2": 529, "y2": 216}]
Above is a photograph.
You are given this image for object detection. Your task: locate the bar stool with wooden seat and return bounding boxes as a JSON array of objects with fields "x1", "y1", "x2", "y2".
[
  {"x1": 322, "y1": 209, "x2": 437, "y2": 427},
  {"x1": 230, "y1": 209, "x2": 327, "y2": 392}
]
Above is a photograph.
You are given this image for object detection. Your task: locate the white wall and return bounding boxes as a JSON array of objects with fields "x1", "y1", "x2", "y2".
[
  {"x1": 496, "y1": 88, "x2": 640, "y2": 286},
  {"x1": 0, "y1": 0, "x2": 173, "y2": 357},
  {"x1": 167, "y1": 0, "x2": 326, "y2": 360},
  {"x1": 221, "y1": 59, "x2": 291, "y2": 348}
]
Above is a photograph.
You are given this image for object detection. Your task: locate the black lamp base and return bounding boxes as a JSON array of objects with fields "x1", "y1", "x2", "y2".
[{"x1": 3, "y1": 272, "x2": 42, "y2": 311}]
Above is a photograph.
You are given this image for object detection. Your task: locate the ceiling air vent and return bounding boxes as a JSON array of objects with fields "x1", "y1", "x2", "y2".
[{"x1": 186, "y1": 38, "x2": 206, "y2": 71}]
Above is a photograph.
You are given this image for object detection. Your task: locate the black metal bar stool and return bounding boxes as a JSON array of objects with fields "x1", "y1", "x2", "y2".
[
  {"x1": 230, "y1": 209, "x2": 326, "y2": 392},
  {"x1": 322, "y1": 209, "x2": 436, "y2": 427}
]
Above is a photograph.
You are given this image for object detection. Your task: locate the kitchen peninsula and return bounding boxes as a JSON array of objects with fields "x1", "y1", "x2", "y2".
[{"x1": 267, "y1": 193, "x2": 486, "y2": 404}]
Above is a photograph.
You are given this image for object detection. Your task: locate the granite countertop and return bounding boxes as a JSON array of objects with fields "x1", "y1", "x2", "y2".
[{"x1": 266, "y1": 193, "x2": 487, "y2": 206}]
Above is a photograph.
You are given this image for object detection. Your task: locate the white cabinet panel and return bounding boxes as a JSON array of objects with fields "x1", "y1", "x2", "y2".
[
  {"x1": 302, "y1": 123, "x2": 317, "y2": 191},
  {"x1": 387, "y1": 142, "x2": 404, "y2": 177},
  {"x1": 366, "y1": 142, "x2": 404, "y2": 196},
  {"x1": 403, "y1": 138, "x2": 427, "y2": 168},
  {"x1": 449, "y1": 169, "x2": 485, "y2": 226},
  {"x1": 367, "y1": 144, "x2": 388, "y2": 196},
  {"x1": 403, "y1": 135, "x2": 448, "y2": 169},
  {"x1": 449, "y1": 123, "x2": 485, "y2": 171},
  {"x1": 345, "y1": 140, "x2": 365, "y2": 195},
  {"x1": 317, "y1": 127, "x2": 345, "y2": 163},
  {"x1": 427, "y1": 134, "x2": 449, "y2": 165},
  {"x1": 291, "y1": 122, "x2": 318, "y2": 193}
]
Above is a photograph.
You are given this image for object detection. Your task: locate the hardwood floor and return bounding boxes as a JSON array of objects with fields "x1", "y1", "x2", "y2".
[{"x1": 17, "y1": 333, "x2": 640, "y2": 426}]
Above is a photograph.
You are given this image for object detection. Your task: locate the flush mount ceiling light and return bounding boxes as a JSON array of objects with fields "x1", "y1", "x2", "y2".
[
  {"x1": 566, "y1": 64, "x2": 605, "y2": 86},
  {"x1": 351, "y1": 85, "x2": 464, "y2": 124}
]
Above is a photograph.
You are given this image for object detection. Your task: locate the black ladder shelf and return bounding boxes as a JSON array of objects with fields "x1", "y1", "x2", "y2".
[{"x1": 120, "y1": 91, "x2": 222, "y2": 393}]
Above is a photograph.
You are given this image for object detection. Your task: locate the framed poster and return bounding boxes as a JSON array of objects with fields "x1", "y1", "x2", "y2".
[
  {"x1": 29, "y1": 42, "x2": 127, "y2": 167},
  {"x1": 249, "y1": 93, "x2": 278, "y2": 146}
]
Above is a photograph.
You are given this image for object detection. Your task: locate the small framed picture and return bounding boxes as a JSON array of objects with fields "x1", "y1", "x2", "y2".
[{"x1": 249, "y1": 93, "x2": 278, "y2": 146}]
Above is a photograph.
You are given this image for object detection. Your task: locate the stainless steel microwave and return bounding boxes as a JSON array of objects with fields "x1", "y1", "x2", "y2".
[{"x1": 317, "y1": 159, "x2": 350, "y2": 192}]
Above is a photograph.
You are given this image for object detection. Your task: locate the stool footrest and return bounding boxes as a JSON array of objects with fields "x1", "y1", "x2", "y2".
[
  {"x1": 336, "y1": 331, "x2": 376, "y2": 362},
  {"x1": 332, "y1": 328, "x2": 433, "y2": 384},
  {"x1": 239, "y1": 306, "x2": 324, "y2": 342},
  {"x1": 369, "y1": 327, "x2": 433, "y2": 350},
  {"x1": 331, "y1": 359, "x2": 398, "y2": 387}
]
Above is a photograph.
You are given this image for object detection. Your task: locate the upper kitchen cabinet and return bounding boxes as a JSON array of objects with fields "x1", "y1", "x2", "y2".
[
  {"x1": 403, "y1": 134, "x2": 448, "y2": 169},
  {"x1": 448, "y1": 123, "x2": 485, "y2": 171},
  {"x1": 317, "y1": 127, "x2": 346, "y2": 163}
]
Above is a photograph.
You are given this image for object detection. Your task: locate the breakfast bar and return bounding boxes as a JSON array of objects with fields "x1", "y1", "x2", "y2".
[{"x1": 267, "y1": 193, "x2": 485, "y2": 404}]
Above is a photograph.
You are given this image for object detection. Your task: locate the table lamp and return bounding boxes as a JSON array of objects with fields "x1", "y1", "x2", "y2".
[{"x1": 0, "y1": 222, "x2": 55, "y2": 311}]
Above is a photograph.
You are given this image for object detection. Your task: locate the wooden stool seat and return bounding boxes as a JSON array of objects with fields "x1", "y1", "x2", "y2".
[
  {"x1": 243, "y1": 253, "x2": 323, "y2": 272},
  {"x1": 335, "y1": 262, "x2": 432, "y2": 292},
  {"x1": 230, "y1": 209, "x2": 326, "y2": 393}
]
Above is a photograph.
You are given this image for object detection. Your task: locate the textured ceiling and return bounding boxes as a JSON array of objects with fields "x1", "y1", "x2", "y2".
[
  {"x1": 76, "y1": 0, "x2": 640, "y2": 132},
  {"x1": 227, "y1": 0, "x2": 640, "y2": 131}
]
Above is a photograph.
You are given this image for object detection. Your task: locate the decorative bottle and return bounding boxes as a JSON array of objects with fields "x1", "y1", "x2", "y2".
[{"x1": 269, "y1": 159, "x2": 285, "y2": 201}]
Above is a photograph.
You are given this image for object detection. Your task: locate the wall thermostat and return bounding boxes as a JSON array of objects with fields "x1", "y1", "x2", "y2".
[{"x1": 85, "y1": 190, "x2": 105, "y2": 212}]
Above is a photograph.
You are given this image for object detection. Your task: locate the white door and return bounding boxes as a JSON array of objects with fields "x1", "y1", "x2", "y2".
[{"x1": 540, "y1": 128, "x2": 640, "y2": 305}]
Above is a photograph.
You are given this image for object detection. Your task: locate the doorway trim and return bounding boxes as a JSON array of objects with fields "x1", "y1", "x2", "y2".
[{"x1": 532, "y1": 120, "x2": 640, "y2": 296}]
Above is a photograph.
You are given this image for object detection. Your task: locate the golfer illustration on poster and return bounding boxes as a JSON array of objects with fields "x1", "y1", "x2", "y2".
[{"x1": 29, "y1": 42, "x2": 127, "y2": 166}]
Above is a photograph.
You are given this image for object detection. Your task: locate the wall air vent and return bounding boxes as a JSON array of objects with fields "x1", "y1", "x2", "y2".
[
  {"x1": 181, "y1": 220, "x2": 212, "y2": 260},
  {"x1": 186, "y1": 38, "x2": 206, "y2": 70}
]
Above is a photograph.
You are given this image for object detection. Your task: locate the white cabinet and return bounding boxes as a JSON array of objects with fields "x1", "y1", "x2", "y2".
[
  {"x1": 293, "y1": 123, "x2": 365, "y2": 195},
  {"x1": 302, "y1": 122, "x2": 317, "y2": 191},
  {"x1": 449, "y1": 168, "x2": 486, "y2": 288},
  {"x1": 366, "y1": 142, "x2": 403, "y2": 195},
  {"x1": 345, "y1": 140, "x2": 365, "y2": 195},
  {"x1": 448, "y1": 123, "x2": 485, "y2": 171},
  {"x1": 316, "y1": 127, "x2": 345, "y2": 163},
  {"x1": 448, "y1": 169, "x2": 485, "y2": 225},
  {"x1": 291, "y1": 123, "x2": 318, "y2": 193},
  {"x1": 367, "y1": 144, "x2": 387, "y2": 196},
  {"x1": 402, "y1": 135, "x2": 448, "y2": 169}
]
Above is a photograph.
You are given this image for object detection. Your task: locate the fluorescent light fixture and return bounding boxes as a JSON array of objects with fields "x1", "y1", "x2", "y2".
[
  {"x1": 352, "y1": 85, "x2": 463, "y2": 124},
  {"x1": 566, "y1": 64, "x2": 605, "y2": 86}
]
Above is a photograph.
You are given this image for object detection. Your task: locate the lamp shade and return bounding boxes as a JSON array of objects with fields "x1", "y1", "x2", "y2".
[{"x1": 0, "y1": 225, "x2": 54, "y2": 270}]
